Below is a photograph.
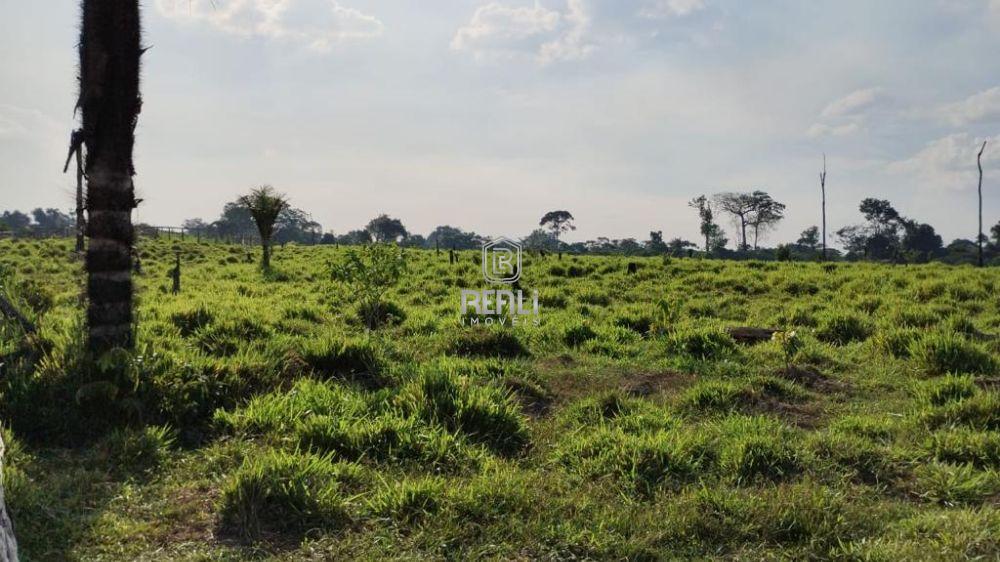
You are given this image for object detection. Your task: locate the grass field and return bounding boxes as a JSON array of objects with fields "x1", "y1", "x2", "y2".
[{"x1": 1, "y1": 236, "x2": 999, "y2": 560}]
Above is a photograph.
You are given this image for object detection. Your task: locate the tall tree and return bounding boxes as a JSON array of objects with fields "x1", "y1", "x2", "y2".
[
  {"x1": 798, "y1": 226, "x2": 820, "y2": 253},
  {"x1": 820, "y1": 154, "x2": 827, "y2": 260},
  {"x1": 239, "y1": 186, "x2": 289, "y2": 270},
  {"x1": 978, "y1": 141, "x2": 987, "y2": 267},
  {"x1": 745, "y1": 191, "x2": 785, "y2": 250},
  {"x1": 539, "y1": 210, "x2": 576, "y2": 244},
  {"x1": 689, "y1": 195, "x2": 724, "y2": 253},
  {"x1": 366, "y1": 214, "x2": 409, "y2": 243},
  {"x1": 713, "y1": 192, "x2": 753, "y2": 250},
  {"x1": 78, "y1": 0, "x2": 144, "y2": 353}
]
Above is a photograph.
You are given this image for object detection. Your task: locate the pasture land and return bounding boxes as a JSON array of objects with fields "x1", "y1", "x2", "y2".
[{"x1": 1, "y1": 237, "x2": 999, "y2": 560}]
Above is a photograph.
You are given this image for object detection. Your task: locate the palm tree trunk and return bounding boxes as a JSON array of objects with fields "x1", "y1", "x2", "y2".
[
  {"x1": 79, "y1": 0, "x2": 143, "y2": 353},
  {"x1": 262, "y1": 241, "x2": 271, "y2": 270}
]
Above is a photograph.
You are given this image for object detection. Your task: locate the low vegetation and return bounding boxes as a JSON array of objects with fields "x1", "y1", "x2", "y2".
[{"x1": 1, "y1": 236, "x2": 998, "y2": 559}]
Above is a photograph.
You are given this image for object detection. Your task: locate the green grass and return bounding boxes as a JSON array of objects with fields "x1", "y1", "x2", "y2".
[{"x1": 0, "y1": 236, "x2": 999, "y2": 559}]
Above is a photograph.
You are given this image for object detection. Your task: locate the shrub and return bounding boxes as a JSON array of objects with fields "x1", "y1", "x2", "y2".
[
  {"x1": 220, "y1": 450, "x2": 353, "y2": 541},
  {"x1": 331, "y1": 243, "x2": 407, "y2": 329},
  {"x1": 815, "y1": 312, "x2": 871, "y2": 345},
  {"x1": 909, "y1": 333, "x2": 995, "y2": 375}
]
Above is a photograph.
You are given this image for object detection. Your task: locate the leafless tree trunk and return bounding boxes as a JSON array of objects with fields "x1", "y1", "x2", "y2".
[
  {"x1": 79, "y1": 0, "x2": 143, "y2": 353},
  {"x1": 820, "y1": 154, "x2": 827, "y2": 261},
  {"x1": 978, "y1": 141, "x2": 987, "y2": 268}
]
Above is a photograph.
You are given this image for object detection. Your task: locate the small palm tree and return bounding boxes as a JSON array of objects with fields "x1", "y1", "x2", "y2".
[{"x1": 239, "y1": 186, "x2": 289, "y2": 270}]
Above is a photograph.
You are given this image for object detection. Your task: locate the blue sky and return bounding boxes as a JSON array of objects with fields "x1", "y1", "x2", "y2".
[{"x1": 1, "y1": 0, "x2": 999, "y2": 246}]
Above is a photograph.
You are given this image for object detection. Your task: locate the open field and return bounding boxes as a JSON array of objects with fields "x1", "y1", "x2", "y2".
[{"x1": 1, "y1": 237, "x2": 999, "y2": 560}]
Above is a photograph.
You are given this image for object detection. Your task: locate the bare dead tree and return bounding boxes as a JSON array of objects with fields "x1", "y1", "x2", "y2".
[
  {"x1": 820, "y1": 154, "x2": 827, "y2": 261},
  {"x1": 978, "y1": 141, "x2": 987, "y2": 267},
  {"x1": 63, "y1": 129, "x2": 86, "y2": 253}
]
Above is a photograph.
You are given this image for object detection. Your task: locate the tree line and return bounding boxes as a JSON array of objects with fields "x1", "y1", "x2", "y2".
[{"x1": 3, "y1": 189, "x2": 998, "y2": 265}]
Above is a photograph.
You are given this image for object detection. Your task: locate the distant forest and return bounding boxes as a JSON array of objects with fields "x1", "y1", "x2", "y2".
[{"x1": 3, "y1": 190, "x2": 999, "y2": 265}]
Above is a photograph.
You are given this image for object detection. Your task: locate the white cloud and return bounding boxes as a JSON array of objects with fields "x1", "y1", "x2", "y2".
[
  {"x1": 807, "y1": 87, "x2": 885, "y2": 137},
  {"x1": 820, "y1": 87, "x2": 884, "y2": 118},
  {"x1": 938, "y1": 86, "x2": 1000, "y2": 125},
  {"x1": 639, "y1": 0, "x2": 707, "y2": 19},
  {"x1": 154, "y1": 0, "x2": 383, "y2": 51},
  {"x1": 888, "y1": 133, "x2": 999, "y2": 191},
  {"x1": 451, "y1": 0, "x2": 593, "y2": 64}
]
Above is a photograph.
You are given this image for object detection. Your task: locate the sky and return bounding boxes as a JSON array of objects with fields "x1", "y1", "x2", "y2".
[{"x1": 1, "y1": 0, "x2": 999, "y2": 247}]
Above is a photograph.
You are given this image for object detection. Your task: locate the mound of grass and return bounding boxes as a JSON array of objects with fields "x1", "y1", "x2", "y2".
[
  {"x1": 294, "y1": 413, "x2": 474, "y2": 470},
  {"x1": 807, "y1": 431, "x2": 897, "y2": 484},
  {"x1": 667, "y1": 326, "x2": 736, "y2": 359},
  {"x1": 296, "y1": 336, "x2": 381, "y2": 379},
  {"x1": 716, "y1": 415, "x2": 805, "y2": 483},
  {"x1": 562, "y1": 323, "x2": 598, "y2": 347},
  {"x1": 555, "y1": 427, "x2": 715, "y2": 496},
  {"x1": 924, "y1": 428, "x2": 1000, "y2": 469},
  {"x1": 447, "y1": 328, "x2": 530, "y2": 358},
  {"x1": 97, "y1": 425, "x2": 176, "y2": 477},
  {"x1": 815, "y1": 311, "x2": 872, "y2": 345},
  {"x1": 220, "y1": 450, "x2": 356, "y2": 541},
  {"x1": 920, "y1": 392, "x2": 1000, "y2": 431},
  {"x1": 909, "y1": 333, "x2": 995, "y2": 375},
  {"x1": 915, "y1": 374, "x2": 979, "y2": 406},
  {"x1": 367, "y1": 477, "x2": 446, "y2": 522},
  {"x1": 395, "y1": 370, "x2": 529, "y2": 455},
  {"x1": 170, "y1": 305, "x2": 214, "y2": 336},
  {"x1": 678, "y1": 376, "x2": 805, "y2": 415},
  {"x1": 910, "y1": 461, "x2": 1000, "y2": 505}
]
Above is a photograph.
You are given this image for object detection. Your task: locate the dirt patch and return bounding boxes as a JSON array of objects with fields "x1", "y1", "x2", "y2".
[
  {"x1": 754, "y1": 397, "x2": 823, "y2": 428},
  {"x1": 778, "y1": 365, "x2": 849, "y2": 394},
  {"x1": 502, "y1": 377, "x2": 554, "y2": 419},
  {"x1": 621, "y1": 371, "x2": 696, "y2": 398}
]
